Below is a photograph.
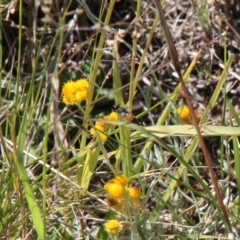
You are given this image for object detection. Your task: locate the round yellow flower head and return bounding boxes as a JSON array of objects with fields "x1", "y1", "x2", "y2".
[
  {"x1": 90, "y1": 112, "x2": 118, "y2": 142},
  {"x1": 107, "y1": 112, "x2": 119, "y2": 121},
  {"x1": 62, "y1": 81, "x2": 77, "y2": 105},
  {"x1": 114, "y1": 175, "x2": 128, "y2": 187},
  {"x1": 105, "y1": 219, "x2": 123, "y2": 236},
  {"x1": 90, "y1": 125, "x2": 107, "y2": 142},
  {"x1": 101, "y1": 112, "x2": 119, "y2": 129},
  {"x1": 95, "y1": 119, "x2": 108, "y2": 129},
  {"x1": 75, "y1": 79, "x2": 90, "y2": 102},
  {"x1": 126, "y1": 186, "x2": 142, "y2": 200},
  {"x1": 97, "y1": 132, "x2": 107, "y2": 142},
  {"x1": 62, "y1": 78, "x2": 89, "y2": 105},
  {"x1": 104, "y1": 180, "x2": 125, "y2": 199},
  {"x1": 176, "y1": 105, "x2": 191, "y2": 124},
  {"x1": 104, "y1": 179, "x2": 116, "y2": 192}
]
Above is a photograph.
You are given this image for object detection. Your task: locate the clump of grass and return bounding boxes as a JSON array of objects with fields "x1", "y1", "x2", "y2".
[
  {"x1": 1, "y1": 0, "x2": 240, "y2": 239},
  {"x1": 195, "y1": 0, "x2": 213, "y2": 40}
]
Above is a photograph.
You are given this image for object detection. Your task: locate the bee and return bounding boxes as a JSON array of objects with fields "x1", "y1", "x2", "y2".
[{"x1": 112, "y1": 105, "x2": 145, "y2": 126}]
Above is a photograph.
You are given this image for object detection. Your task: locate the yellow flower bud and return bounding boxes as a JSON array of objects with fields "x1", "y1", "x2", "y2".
[
  {"x1": 126, "y1": 186, "x2": 142, "y2": 200},
  {"x1": 90, "y1": 125, "x2": 108, "y2": 142},
  {"x1": 176, "y1": 105, "x2": 191, "y2": 124},
  {"x1": 114, "y1": 175, "x2": 128, "y2": 187},
  {"x1": 104, "y1": 180, "x2": 125, "y2": 199},
  {"x1": 105, "y1": 219, "x2": 123, "y2": 235},
  {"x1": 107, "y1": 112, "x2": 119, "y2": 121}
]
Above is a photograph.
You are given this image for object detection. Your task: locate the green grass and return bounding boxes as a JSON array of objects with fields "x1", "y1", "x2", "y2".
[{"x1": 1, "y1": 0, "x2": 240, "y2": 239}]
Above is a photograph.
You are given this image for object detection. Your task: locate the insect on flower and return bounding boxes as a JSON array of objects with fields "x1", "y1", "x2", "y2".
[{"x1": 112, "y1": 105, "x2": 145, "y2": 126}]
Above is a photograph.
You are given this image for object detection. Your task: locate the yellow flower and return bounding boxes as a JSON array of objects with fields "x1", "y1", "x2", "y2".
[
  {"x1": 100, "y1": 112, "x2": 119, "y2": 129},
  {"x1": 176, "y1": 105, "x2": 191, "y2": 124},
  {"x1": 105, "y1": 219, "x2": 123, "y2": 236},
  {"x1": 62, "y1": 78, "x2": 89, "y2": 105},
  {"x1": 95, "y1": 119, "x2": 107, "y2": 129},
  {"x1": 62, "y1": 81, "x2": 77, "y2": 105},
  {"x1": 104, "y1": 180, "x2": 125, "y2": 199},
  {"x1": 114, "y1": 175, "x2": 128, "y2": 187},
  {"x1": 104, "y1": 179, "x2": 117, "y2": 192},
  {"x1": 126, "y1": 186, "x2": 142, "y2": 200},
  {"x1": 95, "y1": 118, "x2": 109, "y2": 132},
  {"x1": 90, "y1": 112, "x2": 119, "y2": 142},
  {"x1": 107, "y1": 112, "x2": 119, "y2": 121},
  {"x1": 105, "y1": 111, "x2": 119, "y2": 128},
  {"x1": 75, "y1": 79, "x2": 90, "y2": 102},
  {"x1": 104, "y1": 176, "x2": 142, "y2": 212},
  {"x1": 90, "y1": 125, "x2": 108, "y2": 142}
]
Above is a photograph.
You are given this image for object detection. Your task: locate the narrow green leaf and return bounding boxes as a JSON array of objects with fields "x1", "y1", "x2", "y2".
[
  {"x1": 232, "y1": 136, "x2": 240, "y2": 213},
  {"x1": 81, "y1": 146, "x2": 101, "y2": 189},
  {"x1": 16, "y1": 155, "x2": 44, "y2": 240}
]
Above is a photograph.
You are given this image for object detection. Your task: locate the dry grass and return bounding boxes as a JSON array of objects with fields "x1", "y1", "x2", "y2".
[{"x1": 1, "y1": 0, "x2": 240, "y2": 239}]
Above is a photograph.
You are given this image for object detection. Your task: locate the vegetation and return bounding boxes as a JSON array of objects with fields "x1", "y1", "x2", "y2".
[{"x1": 1, "y1": 0, "x2": 240, "y2": 239}]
